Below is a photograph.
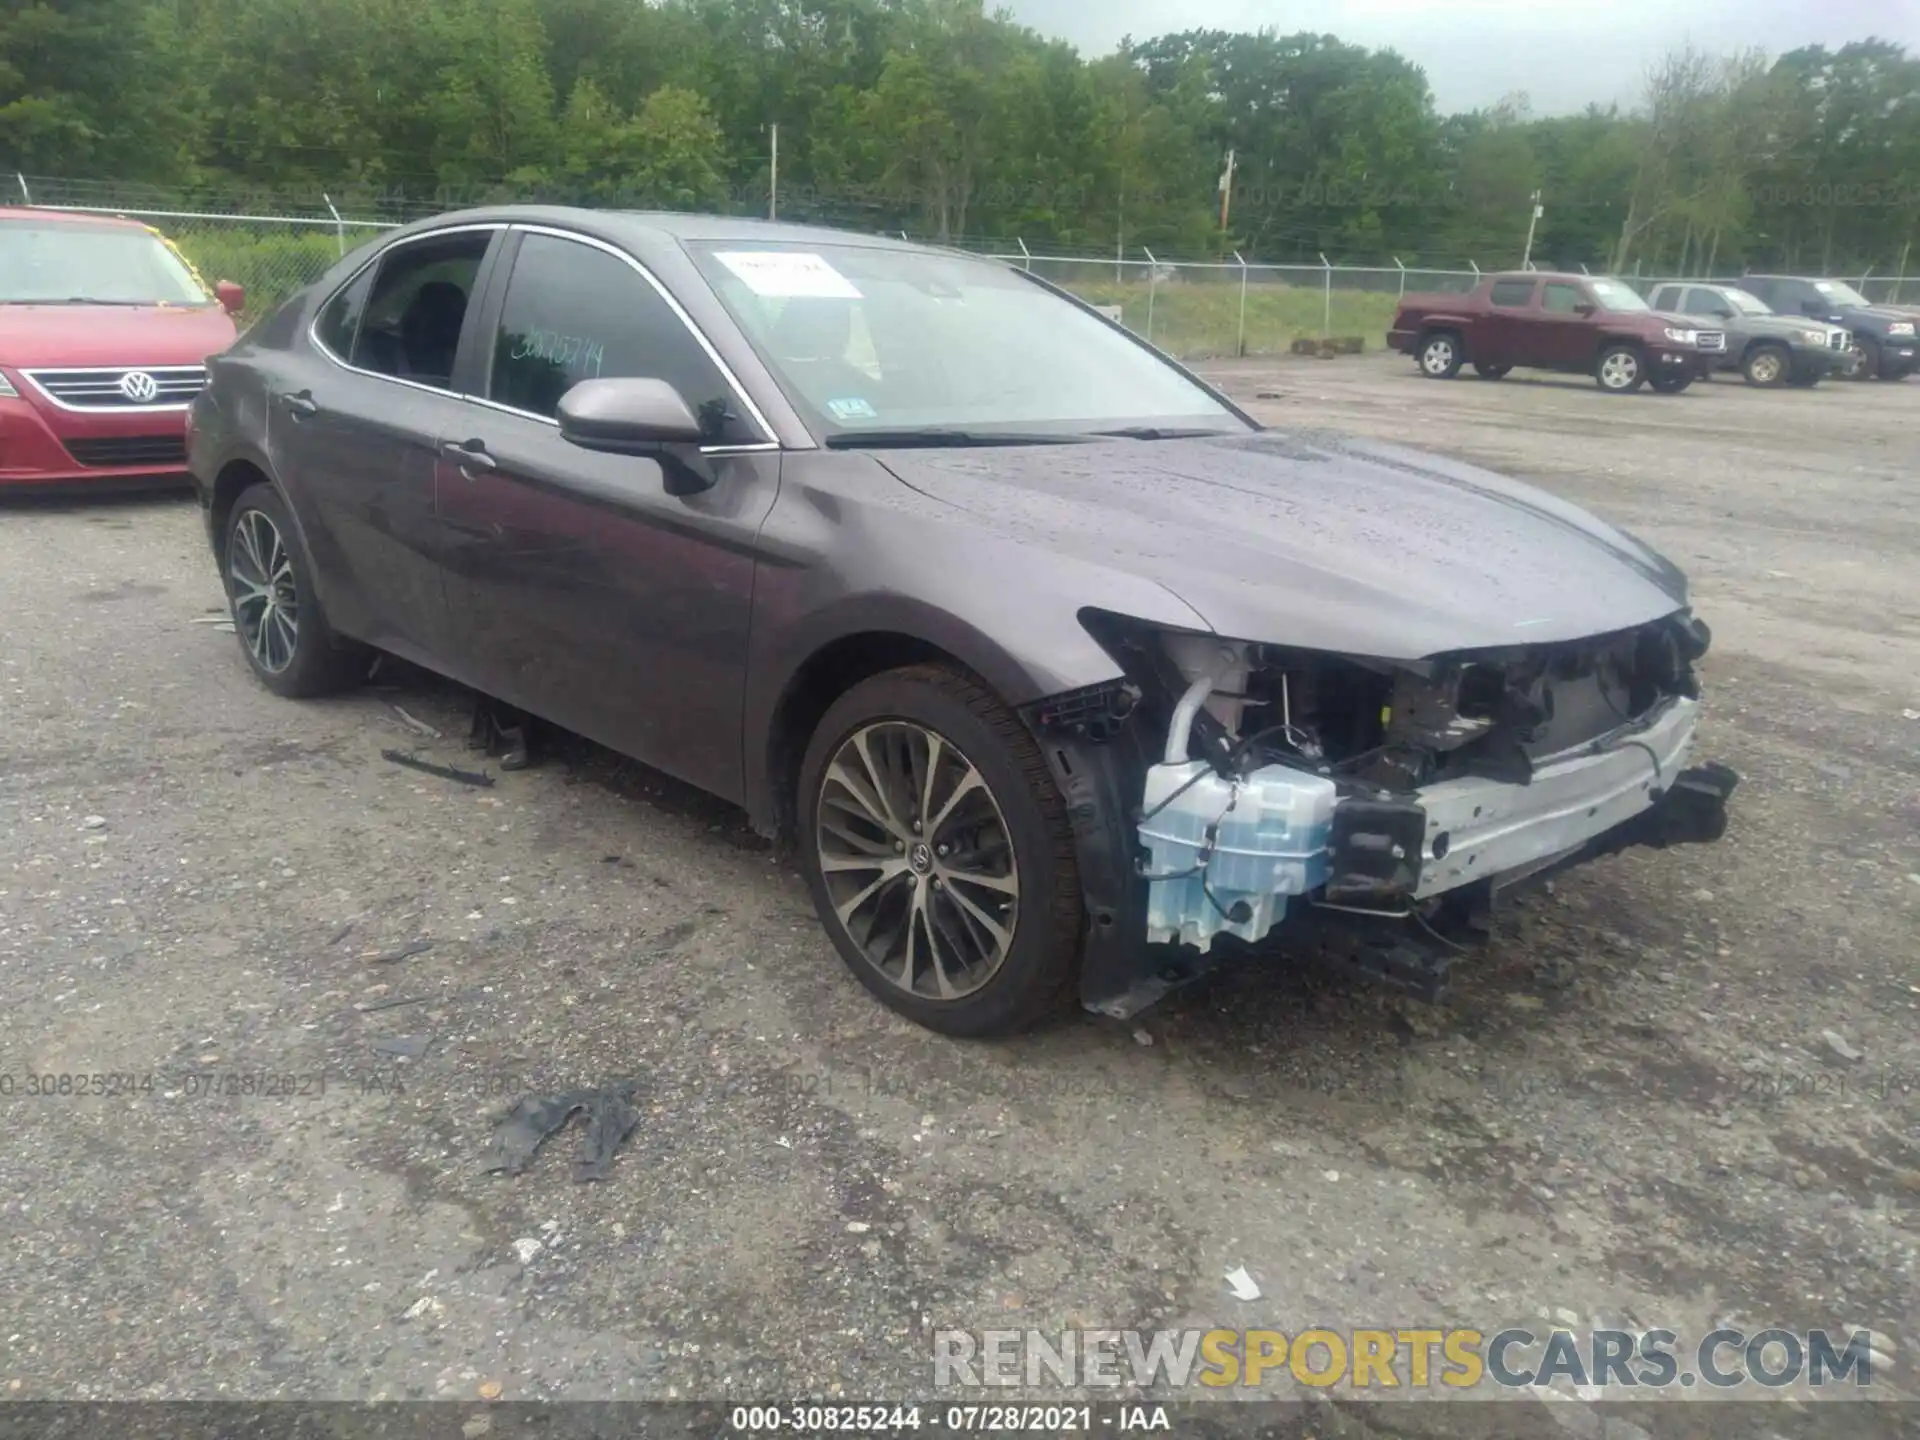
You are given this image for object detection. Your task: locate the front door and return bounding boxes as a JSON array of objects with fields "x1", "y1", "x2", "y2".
[
  {"x1": 435, "y1": 228, "x2": 782, "y2": 804},
  {"x1": 274, "y1": 226, "x2": 500, "y2": 664}
]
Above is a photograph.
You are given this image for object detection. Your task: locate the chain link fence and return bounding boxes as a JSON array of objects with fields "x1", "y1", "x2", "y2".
[{"x1": 11, "y1": 176, "x2": 1912, "y2": 357}]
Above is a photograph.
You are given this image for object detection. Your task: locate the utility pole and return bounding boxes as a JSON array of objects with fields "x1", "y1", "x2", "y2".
[
  {"x1": 768, "y1": 123, "x2": 779, "y2": 221},
  {"x1": 1520, "y1": 190, "x2": 1543, "y2": 269},
  {"x1": 1218, "y1": 148, "x2": 1237, "y2": 232}
]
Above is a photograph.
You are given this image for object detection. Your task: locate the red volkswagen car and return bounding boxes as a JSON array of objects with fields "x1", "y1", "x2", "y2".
[{"x1": 0, "y1": 207, "x2": 244, "y2": 492}]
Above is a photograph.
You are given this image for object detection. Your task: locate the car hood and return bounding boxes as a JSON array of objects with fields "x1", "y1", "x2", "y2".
[
  {"x1": 1738, "y1": 313, "x2": 1836, "y2": 338},
  {"x1": 1843, "y1": 304, "x2": 1920, "y2": 326},
  {"x1": 0, "y1": 302, "x2": 236, "y2": 368},
  {"x1": 871, "y1": 432, "x2": 1689, "y2": 660}
]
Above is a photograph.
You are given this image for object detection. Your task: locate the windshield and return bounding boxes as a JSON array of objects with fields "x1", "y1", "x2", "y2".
[
  {"x1": 1588, "y1": 277, "x2": 1651, "y2": 313},
  {"x1": 1722, "y1": 288, "x2": 1772, "y2": 315},
  {"x1": 0, "y1": 221, "x2": 212, "y2": 305},
  {"x1": 685, "y1": 241, "x2": 1245, "y2": 439},
  {"x1": 1813, "y1": 279, "x2": 1872, "y2": 307}
]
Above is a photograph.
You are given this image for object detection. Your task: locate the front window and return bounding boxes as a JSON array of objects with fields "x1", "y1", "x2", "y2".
[
  {"x1": 1587, "y1": 278, "x2": 1651, "y2": 313},
  {"x1": 0, "y1": 220, "x2": 212, "y2": 306},
  {"x1": 1813, "y1": 279, "x2": 1871, "y2": 307},
  {"x1": 684, "y1": 241, "x2": 1244, "y2": 440}
]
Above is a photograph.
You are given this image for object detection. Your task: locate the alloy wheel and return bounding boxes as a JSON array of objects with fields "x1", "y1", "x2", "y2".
[
  {"x1": 814, "y1": 721, "x2": 1020, "y2": 1000},
  {"x1": 1421, "y1": 339, "x2": 1454, "y2": 374},
  {"x1": 1600, "y1": 351, "x2": 1640, "y2": 389},
  {"x1": 1748, "y1": 350, "x2": 1783, "y2": 384},
  {"x1": 229, "y1": 509, "x2": 299, "y2": 674}
]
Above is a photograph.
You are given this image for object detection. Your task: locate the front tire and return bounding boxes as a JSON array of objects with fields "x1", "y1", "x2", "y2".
[
  {"x1": 1595, "y1": 344, "x2": 1647, "y2": 393},
  {"x1": 797, "y1": 665, "x2": 1082, "y2": 1037},
  {"x1": 223, "y1": 483, "x2": 369, "y2": 698},
  {"x1": 1742, "y1": 342, "x2": 1790, "y2": 387},
  {"x1": 1649, "y1": 371, "x2": 1692, "y2": 394},
  {"x1": 1417, "y1": 332, "x2": 1464, "y2": 379},
  {"x1": 1844, "y1": 337, "x2": 1879, "y2": 380}
]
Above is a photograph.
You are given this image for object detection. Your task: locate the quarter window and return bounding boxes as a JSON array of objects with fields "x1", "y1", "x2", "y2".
[
  {"x1": 314, "y1": 267, "x2": 374, "y2": 360},
  {"x1": 1489, "y1": 279, "x2": 1534, "y2": 307},
  {"x1": 487, "y1": 232, "x2": 753, "y2": 442}
]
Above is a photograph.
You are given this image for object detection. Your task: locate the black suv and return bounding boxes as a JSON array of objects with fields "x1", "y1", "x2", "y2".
[
  {"x1": 1645, "y1": 281, "x2": 1850, "y2": 387},
  {"x1": 1734, "y1": 276, "x2": 1919, "y2": 381}
]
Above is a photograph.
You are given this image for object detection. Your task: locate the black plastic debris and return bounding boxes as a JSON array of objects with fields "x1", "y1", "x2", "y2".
[
  {"x1": 484, "y1": 1081, "x2": 643, "y2": 1183},
  {"x1": 470, "y1": 695, "x2": 536, "y2": 771},
  {"x1": 371, "y1": 1034, "x2": 432, "y2": 1058},
  {"x1": 355, "y1": 994, "x2": 430, "y2": 1014},
  {"x1": 365, "y1": 938, "x2": 432, "y2": 964},
  {"x1": 381, "y1": 748, "x2": 495, "y2": 787}
]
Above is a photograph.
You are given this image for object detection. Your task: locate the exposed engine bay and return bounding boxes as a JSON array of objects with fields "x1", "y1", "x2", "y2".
[{"x1": 1029, "y1": 611, "x2": 1738, "y2": 1014}]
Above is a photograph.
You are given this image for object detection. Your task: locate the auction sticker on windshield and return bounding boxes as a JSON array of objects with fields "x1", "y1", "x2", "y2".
[{"x1": 716, "y1": 250, "x2": 863, "y2": 299}]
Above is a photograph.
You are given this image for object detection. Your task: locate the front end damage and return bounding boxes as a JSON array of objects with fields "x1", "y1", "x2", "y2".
[{"x1": 1025, "y1": 612, "x2": 1739, "y2": 1018}]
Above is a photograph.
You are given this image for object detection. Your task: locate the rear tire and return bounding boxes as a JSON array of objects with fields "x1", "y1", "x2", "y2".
[
  {"x1": 223, "y1": 482, "x2": 370, "y2": 698},
  {"x1": 1649, "y1": 371, "x2": 1692, "y2": 394},
  {"x1": 797, "y1": 664, "x2": 1082, "y2": 1037},
  {"x1": 1845, "y1": 337, "x2": 1880, "y2": 380},
  {"x1": 1594, "y1": 344, "x2": 1647, "y2": 393},
  {"x1": 1417, "y1": 332, "x2": 1464, "y2": 379},
  {"x1": 1741, "y1": 342, "x2": 1790, "y2": 387},
  {"x1": 1472, "y1": 363, "x2": 1510, "y2": 379}
]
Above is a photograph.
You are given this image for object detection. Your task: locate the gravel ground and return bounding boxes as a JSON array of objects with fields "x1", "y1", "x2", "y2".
[{"x1": 0, "y1": 355, "x2": 1914, "y2": 1436}]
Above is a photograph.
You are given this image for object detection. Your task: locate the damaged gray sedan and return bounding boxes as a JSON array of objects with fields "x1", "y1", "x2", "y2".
[{"x1": 187, "y1": 207, "x2": 1737, "y2": 1036}]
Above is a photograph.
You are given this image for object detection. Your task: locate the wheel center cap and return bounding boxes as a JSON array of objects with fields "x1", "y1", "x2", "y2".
[{"x1": 908, "y1": 842, "x2": 933, "y2": 875}]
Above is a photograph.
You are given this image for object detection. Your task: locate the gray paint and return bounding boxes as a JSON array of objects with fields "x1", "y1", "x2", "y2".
[{"x1": 190, "y1": 205, "x2": 1696, "y2": 842}]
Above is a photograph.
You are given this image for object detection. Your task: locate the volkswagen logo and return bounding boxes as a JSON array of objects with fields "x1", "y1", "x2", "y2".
[{"x1": 118, "y1": 371, "x2": 161, "y2": 403}]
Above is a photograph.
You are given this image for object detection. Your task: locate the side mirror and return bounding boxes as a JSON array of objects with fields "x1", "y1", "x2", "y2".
[
  {"x1": 1711, "y1": 307, "x2": 1734, "y2": 319},
  {"x1": 215, "y1": 280, "x2": 246, "y2": 315},
  {"x1": 1572, "y1": 302, "x2": 1596, "y2": 317},
  {"x1": 558, "y1": 377, "x2": 714, "y2": 494},
  {"x1": 559, "y1": 377, "x2": 705, "y2": 451}
]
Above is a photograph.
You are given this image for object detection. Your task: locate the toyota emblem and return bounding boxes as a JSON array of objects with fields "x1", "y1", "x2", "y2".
[{"x1": 119, "y1": 371, "x2": 161, "y2": 403}]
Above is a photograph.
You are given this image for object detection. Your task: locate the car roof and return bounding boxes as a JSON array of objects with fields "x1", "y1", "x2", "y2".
[
  {"x1": 385, "y1": 204, "x2": 943, "y2": 254},
  {"x1": 1488, "y1": 270, "x2": 1589, "y2": 283},
  {"x1": 0, "y1": 205, "x2": 153, "y2": 230}
]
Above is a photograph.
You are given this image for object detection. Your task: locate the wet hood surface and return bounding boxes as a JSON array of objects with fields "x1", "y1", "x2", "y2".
[{"x1": 873, "y1": 431, "x2": 1689, "y2": 659}]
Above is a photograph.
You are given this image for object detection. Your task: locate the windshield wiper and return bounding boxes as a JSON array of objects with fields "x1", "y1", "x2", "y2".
[
  {"x1": 1089, "y1": 425, "x2": 1234, "y2": 441},
  {"x1": 825, "y1": 428, "x2": 1091, "y2": 450}
]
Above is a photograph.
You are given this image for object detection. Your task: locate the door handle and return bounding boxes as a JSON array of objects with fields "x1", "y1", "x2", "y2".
[
  {"x1": 440, "y1": 439, "x2": 497, "y2": 476},
  {"x1": 282, "y1": 390, "x2": 319, "y2": 419}
]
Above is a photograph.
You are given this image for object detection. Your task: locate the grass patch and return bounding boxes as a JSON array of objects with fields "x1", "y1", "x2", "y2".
[{"x1": 1058, "y1": 279, "x2": 1403, "y2": 359}]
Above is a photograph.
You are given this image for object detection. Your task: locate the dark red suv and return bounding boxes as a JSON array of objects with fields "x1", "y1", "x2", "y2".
[{"x1": 0, "y1": 207, "x2": 243, "y2": 491}]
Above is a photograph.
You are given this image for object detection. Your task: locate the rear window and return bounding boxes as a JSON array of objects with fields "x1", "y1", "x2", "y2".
[
  {"x1": 0, "y1": 220, "x2": 212, "y2": 306},
  {"x1": 1488, "y1": 279, "x2": 1534, "y2": 307}
]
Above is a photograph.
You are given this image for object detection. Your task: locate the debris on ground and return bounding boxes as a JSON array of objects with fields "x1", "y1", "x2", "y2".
[
  {"x1": 1821, "y1": 1029, "x2": 1864, "y2": 1064},
  {"x1": 380, "y1": 749, "x2": 495, "y2": 787},
  {"x1": 371, "y1": 1035, "x2": 432, "y2": 1059},
  {"x1": 188, "y1": 615, "x2": 236, "y2": 632},
  {"x1": 483, "y1": 1080, "x2": 643, "y2": 1182},
  {"x1": 364, "y1": 938, "x2": 432, "y2": 965},
  {"x1": 328, "y1": 919, "x2": 356, "y2": 946},
  {"x1": 470, "y1": 695, "x2": 535, "y2": 771},
  {"x1": 1224, "y1": 1266, "x2": 1262, "y2": 1301},
  {"x1": 81, "y1": 815, "x2": 106, "y2": 830},
  {"x1": 355, "y1": 994, "x2": 431, "y2": 1014},
  {"x1": 390, "y1": 704, "x2": 443, "y2": 740}
]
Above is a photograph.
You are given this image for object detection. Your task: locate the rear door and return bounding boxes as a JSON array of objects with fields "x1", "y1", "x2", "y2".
[
  {"x1": 277, "y1": 226, "x2": 503, "y2": 663},
  {"x1": 1477, "y1": 277, "x2": 1536, "y2": 363},
  {"x1": 434, "y1": 227, "x2": 781, "y2": 802},
  {"x1": 1535, "y1": 280, "x2": 1594, "y2": 367}
]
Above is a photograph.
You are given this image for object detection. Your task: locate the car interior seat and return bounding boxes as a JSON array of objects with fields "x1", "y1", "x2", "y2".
[{"x1": 397, "y1": 280, "x2": 469, "y2": 386}]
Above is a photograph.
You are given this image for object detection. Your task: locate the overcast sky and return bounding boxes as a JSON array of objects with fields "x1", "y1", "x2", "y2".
[{"x1": 1004, "y1": 0, "x2": 1920, "y2": 115}]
